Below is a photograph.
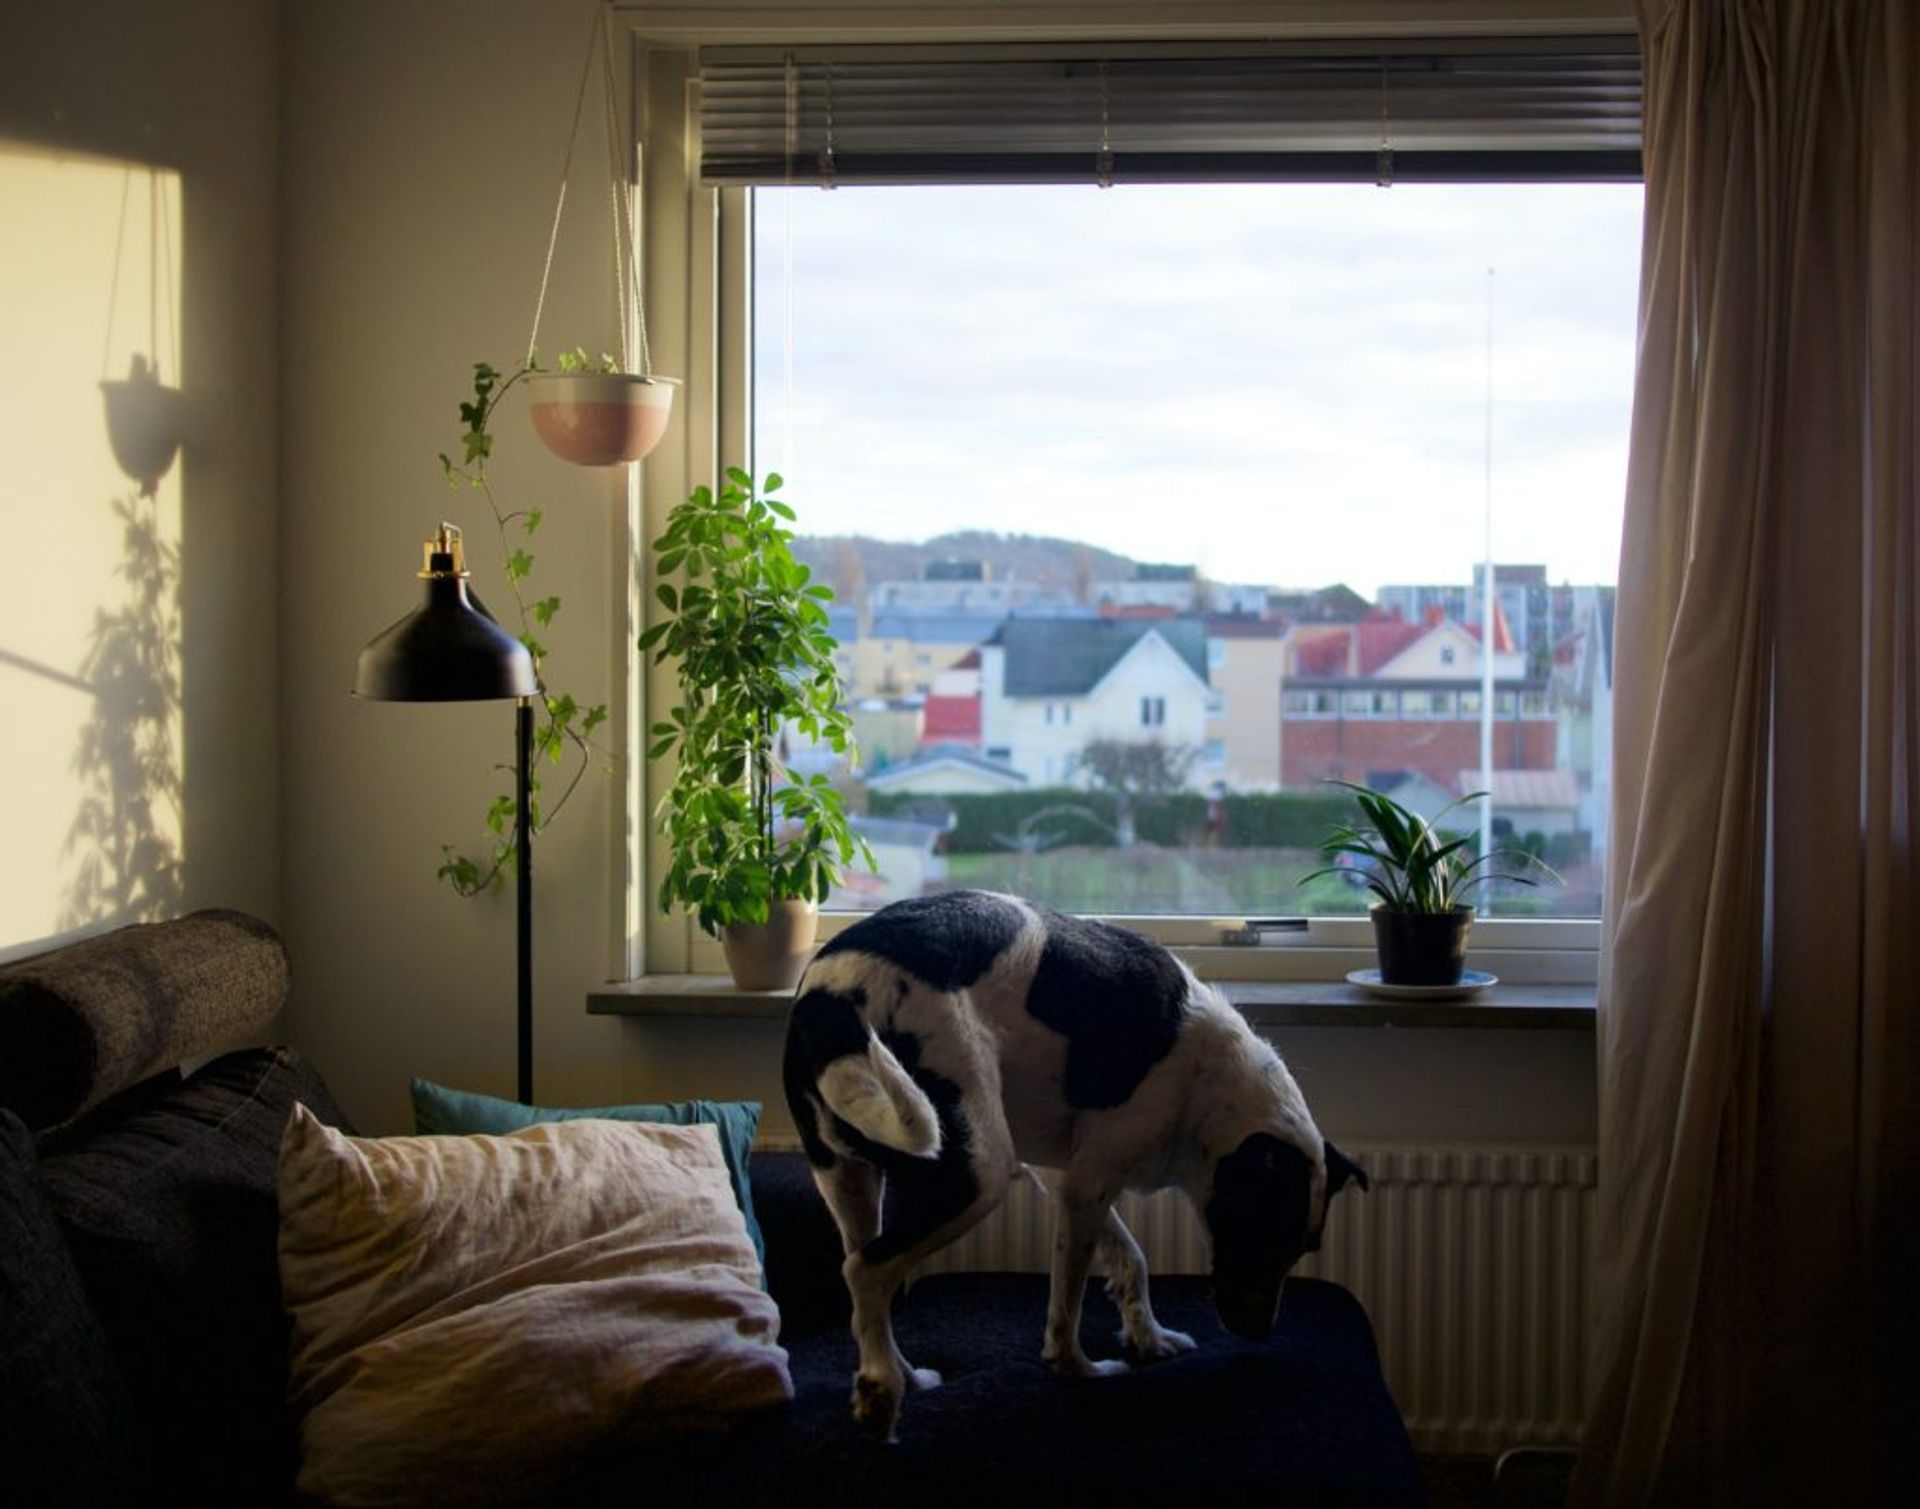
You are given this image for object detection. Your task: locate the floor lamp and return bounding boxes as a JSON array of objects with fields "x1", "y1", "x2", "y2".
[{"x1": 354, "y1": 524, "x2": 540, "y2": 1104}]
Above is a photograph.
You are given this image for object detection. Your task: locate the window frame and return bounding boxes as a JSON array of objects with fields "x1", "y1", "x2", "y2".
[{"x1": 627, "y1": 19, "x2": 1622, "y2": 985}]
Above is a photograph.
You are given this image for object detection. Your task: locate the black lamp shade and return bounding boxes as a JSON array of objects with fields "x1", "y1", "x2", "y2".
[{"x1": 355, "y1": 575, "x2": 537, "y2": 702}]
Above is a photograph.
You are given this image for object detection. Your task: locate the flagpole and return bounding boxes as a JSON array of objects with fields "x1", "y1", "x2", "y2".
[{"x1": 1480, "y1": 268, "x2": 1496, "y2": 897}]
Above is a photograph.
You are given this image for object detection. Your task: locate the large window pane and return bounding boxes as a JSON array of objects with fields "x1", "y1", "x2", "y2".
[{"x1": 753, "y1": 183, "x2": 1640, "y2": 918}]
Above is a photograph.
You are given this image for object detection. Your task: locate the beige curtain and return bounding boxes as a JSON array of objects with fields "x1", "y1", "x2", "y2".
[{"x1": 1574, "y1": 1, "x2": 1918, "y2": 1505}]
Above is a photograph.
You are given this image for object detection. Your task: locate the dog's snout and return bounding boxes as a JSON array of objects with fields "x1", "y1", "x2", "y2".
[{"x1": 1217, "y1": 1284, "x2": 1281, "y2": 1341}]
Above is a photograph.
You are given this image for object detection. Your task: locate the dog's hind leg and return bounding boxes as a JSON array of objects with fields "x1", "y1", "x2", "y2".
[
  {"x1": 812, "y1": 1155, "x2": 945, "y2": 1402},
  {"x1": 1097, "y1": 1209, "x2": 1196, "y2": 1361},
  {"x1": 811, "y1": 1156, "x2": 882, "y2": 1257},
  {"x1": 843, "y1": 1139, "x2": 1017, "y2": 1441}
]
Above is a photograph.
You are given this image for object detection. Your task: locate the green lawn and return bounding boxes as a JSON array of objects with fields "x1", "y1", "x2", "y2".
[
  {"x1": 944, "y1": 846, "x2": 1359, "y2": 916},
  {"x1": 941, "y1": 845, "x2": 1602, "y2": 918}
]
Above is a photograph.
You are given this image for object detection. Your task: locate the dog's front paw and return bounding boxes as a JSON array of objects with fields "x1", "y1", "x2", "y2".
[
  {"x1": 905, "y1": 1366, "x2": 943, "y2": 1392},
  {"x1": 1122, "y1": 1323, "x2": 1197, "y2": 1361},
  {"x1": 851, "y1": 1371, "x2": 902, "y2": 1441},
  {"x1": 1044, "y1": 1345, "x2": 1131, "y2": 1379}
]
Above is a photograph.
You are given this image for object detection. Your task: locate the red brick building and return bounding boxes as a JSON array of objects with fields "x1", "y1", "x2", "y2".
[{"x1": 1279, "y1": 609, "x2": 1557, "y2": 793}]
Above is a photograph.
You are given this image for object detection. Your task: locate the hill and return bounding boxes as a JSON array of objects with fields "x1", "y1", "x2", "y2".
[{"x1": 791, "y1": 531, "x2": 1139, "y2": 601}]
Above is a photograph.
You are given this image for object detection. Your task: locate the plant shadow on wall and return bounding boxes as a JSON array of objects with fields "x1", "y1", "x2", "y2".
[{"x1": 62, "y1": 485, "x2": 184, "y2": 928}]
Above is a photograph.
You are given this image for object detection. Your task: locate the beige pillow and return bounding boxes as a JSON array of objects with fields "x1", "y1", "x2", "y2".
[{"x1": 278, "y1": 1105, "x2": 791, "y2": 1508}]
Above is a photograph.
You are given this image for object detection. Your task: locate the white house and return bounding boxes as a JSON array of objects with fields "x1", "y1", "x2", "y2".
[
  {"x1": 1369, "y1": 615, "x2": 1527, "y2": 683},
  {"x1": 979, "y1": 618, "x2": 1212, "y2": 788},
  {"x1": 865, "y1": 745, "x2": 1027, "y2": 796}
]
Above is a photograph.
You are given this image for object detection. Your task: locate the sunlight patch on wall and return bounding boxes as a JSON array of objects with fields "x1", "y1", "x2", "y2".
[{"x1": 0, "y1": 146, "x2": 185, "y2": 949}]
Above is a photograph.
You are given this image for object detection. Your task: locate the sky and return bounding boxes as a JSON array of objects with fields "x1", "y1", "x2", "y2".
[{"x1": 751, "y1": 180, "x2": 1644, "y2": 600}]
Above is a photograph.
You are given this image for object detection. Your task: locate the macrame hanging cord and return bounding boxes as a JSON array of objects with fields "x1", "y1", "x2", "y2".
[{"x1": 526, "y1": 3, "x2": 652, "y2": 377}]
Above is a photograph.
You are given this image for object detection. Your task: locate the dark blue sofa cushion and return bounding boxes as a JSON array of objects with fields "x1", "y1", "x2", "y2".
[
  {"x1": 32, "y1": 1047, "x2": 350, "y2": 1508},
  {"x1": 569, "y1": 1151, "x2": 1424, "y2": 1508},
  {"x1": 0, "y1": 1109, "x2": 145, "y2": 1509}
]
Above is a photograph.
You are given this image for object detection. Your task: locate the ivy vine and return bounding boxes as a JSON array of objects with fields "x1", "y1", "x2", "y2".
[{"x1": 432, "y1": 355, "x2": 610, "y2": 896}]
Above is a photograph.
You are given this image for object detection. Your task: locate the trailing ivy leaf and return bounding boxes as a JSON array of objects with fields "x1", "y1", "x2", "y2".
[{"x1": 532, "y1": 596, "x2": 561, "y2": 627}]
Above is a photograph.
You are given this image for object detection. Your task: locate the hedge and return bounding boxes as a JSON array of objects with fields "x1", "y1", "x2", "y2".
[{"x1": 866, "y1": 787, "x2": 1358, "y2": 855}]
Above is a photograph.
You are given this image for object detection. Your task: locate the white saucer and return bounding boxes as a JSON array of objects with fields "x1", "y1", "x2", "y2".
[{"x1": 1346, "y1": 968, "x2": 1497, "y2": 1000}]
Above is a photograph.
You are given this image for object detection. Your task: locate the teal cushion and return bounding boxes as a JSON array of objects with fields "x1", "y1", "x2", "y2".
[{"x1": 408, "y1": 1080, "x2": 765, "y2": 1266}]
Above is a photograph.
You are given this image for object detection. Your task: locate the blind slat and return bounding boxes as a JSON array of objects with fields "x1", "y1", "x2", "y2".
[{"x1": 695, "y1": 38, "x2": 1642, "y2": 186}]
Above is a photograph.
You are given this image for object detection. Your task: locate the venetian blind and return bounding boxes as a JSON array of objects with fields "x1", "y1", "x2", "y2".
[{"x1": 695, "y1": 37, "x2": 1642, "y2": 187}]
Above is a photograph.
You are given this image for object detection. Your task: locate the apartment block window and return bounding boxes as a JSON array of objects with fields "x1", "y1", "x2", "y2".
[{"x1": 707, "y1": 37, "x2": 1640, "y2": 924}]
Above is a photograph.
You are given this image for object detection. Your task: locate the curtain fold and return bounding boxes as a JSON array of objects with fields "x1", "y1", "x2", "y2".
[{"x1": 1575, "y1": 1, "x2": 1919, "y2": 1503}]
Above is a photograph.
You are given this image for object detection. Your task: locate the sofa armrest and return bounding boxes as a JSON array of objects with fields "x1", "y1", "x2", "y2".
[{"x1": 0, "y1": 910, "x2": 288, "y2": 1130}]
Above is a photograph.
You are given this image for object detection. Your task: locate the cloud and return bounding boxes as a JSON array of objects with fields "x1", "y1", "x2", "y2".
[{"x1": 755, "y1": 181, "x2": 1642, "y2": 596}]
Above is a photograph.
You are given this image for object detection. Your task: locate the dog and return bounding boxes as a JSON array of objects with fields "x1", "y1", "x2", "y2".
[{"x1": 783, "y1": 889, "x2": 1368, "y2": 1439}]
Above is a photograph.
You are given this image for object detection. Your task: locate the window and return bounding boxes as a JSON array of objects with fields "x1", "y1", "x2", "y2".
[
  {"x1": 745, "y1": 172, "x2": 1635, "y2": 924},
  {"x1": 639, "y1": 34, "x2": 1639, "y2": 971}
]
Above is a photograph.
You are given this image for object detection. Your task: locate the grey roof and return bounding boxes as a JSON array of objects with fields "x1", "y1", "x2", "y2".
[
  {"x1": 1267, "y1": 583, "x2": 1372, "y2": 623},
  {"x1": 867, "y1": 611, "x2": 1012, "y2": 644},
  {"x1": 996, "y1": 617, "x2": 1210, "y2": 696}
]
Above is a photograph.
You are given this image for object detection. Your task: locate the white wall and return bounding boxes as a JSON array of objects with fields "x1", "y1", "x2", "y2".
[
  {"x1": 273, "y1": 1, "x2": 1601, "y2": 1140},
  {"x1": 280, "y1": 0, "x2": 633, "y2": 1130},
  {"x1": 208, "y1": 0, "x2": 1597, "y2": 1150},
  {"x1": 0, "y1": 0, "x2": 281, "y2": 958}
]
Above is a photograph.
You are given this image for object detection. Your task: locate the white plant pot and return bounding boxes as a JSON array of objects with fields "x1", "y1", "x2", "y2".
[{"x1": 720, "y1": 898, "x2": 819, "y2": 993}]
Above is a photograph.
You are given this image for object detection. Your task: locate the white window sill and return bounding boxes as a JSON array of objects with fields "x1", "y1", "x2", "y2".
[{"x1": 586, "y1": 975, "x2": 1595, "y2": 1030}]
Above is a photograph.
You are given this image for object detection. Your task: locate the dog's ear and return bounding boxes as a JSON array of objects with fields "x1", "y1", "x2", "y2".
[{"x1": 1325, "y1": 1139, "x2": 1369, "y2": 1195}]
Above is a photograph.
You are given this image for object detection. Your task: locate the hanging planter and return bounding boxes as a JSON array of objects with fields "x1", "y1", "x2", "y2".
[
  {"x1": 524, "y1": 368, "x2": 677, "y2": 467},
  {"x1": 520, "y1": 4, "x2": 676, "y2": 468}
]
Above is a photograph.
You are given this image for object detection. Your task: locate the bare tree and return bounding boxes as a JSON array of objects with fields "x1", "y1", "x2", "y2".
[{"x1": 1070, "y1": 738, "x2": 1199, "y2": 846}]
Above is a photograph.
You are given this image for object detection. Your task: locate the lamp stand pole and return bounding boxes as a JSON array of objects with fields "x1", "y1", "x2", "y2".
[{"x1": 516, "y1": 695, "x2": 534, "y2": 1105}]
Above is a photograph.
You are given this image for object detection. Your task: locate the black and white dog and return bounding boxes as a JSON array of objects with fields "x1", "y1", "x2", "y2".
[{"x1": 783, "y1": 890, "x2": 1367, "y2": 1439}]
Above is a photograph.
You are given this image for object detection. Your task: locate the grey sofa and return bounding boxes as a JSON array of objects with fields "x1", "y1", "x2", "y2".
[{"x1": 0, "y1": 913, "x2": 1424, "y2": 1507}]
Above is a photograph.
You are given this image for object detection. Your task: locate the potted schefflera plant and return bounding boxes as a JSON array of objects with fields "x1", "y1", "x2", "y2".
[
  {"x1": 1304, "y1": 781, "x2": 1557, "y2": 987},
  {"x1": 640, "y1": 469, "x2": 872, "y2": 990}
]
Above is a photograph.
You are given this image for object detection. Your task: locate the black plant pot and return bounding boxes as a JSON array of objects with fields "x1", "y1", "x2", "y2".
[{"x1": 1370, "y1": 903, "x2": 1474, "y2": 986}]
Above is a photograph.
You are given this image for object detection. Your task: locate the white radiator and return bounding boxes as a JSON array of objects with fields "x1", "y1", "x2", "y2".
[{"x1": 911, "y1": 1143, "x2": 1597, "y2": 1455}]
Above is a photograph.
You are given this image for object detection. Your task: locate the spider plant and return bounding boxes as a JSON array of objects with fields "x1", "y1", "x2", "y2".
[{"x1": 1301, "y1": 780, "x2": 1557, "y2": 913}]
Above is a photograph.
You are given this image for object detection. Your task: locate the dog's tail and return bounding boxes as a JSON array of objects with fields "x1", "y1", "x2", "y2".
[{"x1": 815, "y1": 1034, "x2": 943, "y2": 1159}]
